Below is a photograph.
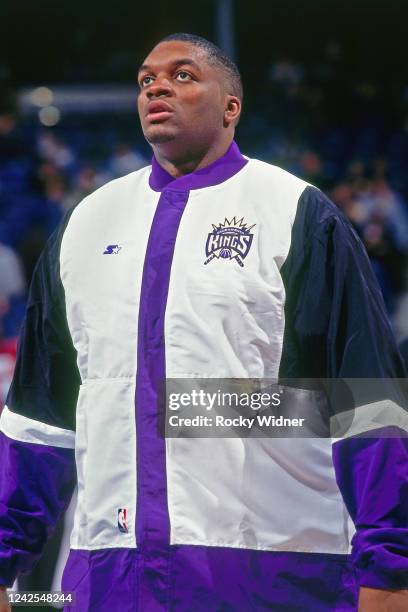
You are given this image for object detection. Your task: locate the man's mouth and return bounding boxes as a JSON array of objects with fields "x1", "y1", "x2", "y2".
[{"x1": 146, "y1": 101, "x2": 173, "y2": 123}]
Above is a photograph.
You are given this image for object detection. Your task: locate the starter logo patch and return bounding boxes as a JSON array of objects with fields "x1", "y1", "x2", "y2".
[
  {"x1": 204, "y1": 217, "x2": 255, "y2": 267},
  {"x1": 103, "y1": 244, "x2": 122, "y2": 254}
]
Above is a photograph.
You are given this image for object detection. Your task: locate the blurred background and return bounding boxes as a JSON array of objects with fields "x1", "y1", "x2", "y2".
[{"x1": 1, "y1": 0, "x2": 408, "y2": 606}]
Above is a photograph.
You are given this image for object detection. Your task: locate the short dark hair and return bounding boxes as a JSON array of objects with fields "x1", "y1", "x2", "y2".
[{"x1": 159, "y1": 33, "x2": 243, "y2": 102}]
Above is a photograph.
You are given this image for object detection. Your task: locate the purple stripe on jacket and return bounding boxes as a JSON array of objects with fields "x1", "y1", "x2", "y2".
[{"x1": 134, "y1": 141, "x2": 248, "y2": 608}]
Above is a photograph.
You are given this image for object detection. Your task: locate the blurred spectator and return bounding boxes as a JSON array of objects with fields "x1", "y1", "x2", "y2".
[
  {"x1": 37, "y1": 132, "x2": 75, "y2": 170},
  {"x1": 331, "y1": 158, "x2": 408, "y2": 309},
  {"x1": 62, "y1": 166, "x2": 99, "y2": 212},
  {"x1": 108, "y1": 143, "x2": 147, "y2": 177},
  {"x1": 269, "y1": 57, "x2": 304, "y2": 89},
  {"x1": 0, "y1": 333, "x2": 16, "y2": 411},
  {"x1": 299, "y1": 150, "x2": 324, "y2": 185},
  {"x1": 0, "y1": 242, "x2": 26, "y2": 298},
  {"x1": 0, "y1": 88, "x2": 30, "y2": 162},
  {"x1": 0, "y1": 243, "x2": 25, "y2": 408}
]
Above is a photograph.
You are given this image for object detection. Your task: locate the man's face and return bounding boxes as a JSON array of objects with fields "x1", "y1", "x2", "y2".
[{"x1": 137, "y1": 41, "x2": 231, "y2": 151}]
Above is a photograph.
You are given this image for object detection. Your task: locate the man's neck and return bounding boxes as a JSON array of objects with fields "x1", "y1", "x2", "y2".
[{"x1": 152, "y1": 138, "x2": 234, "y2": 178}]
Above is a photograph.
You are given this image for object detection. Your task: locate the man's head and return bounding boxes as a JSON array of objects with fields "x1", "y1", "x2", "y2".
[{"x1": 137, "y1": 33, "x2": 242, "y2": 164}]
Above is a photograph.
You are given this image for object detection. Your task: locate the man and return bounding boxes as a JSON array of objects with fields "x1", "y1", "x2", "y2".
[{"x1": 0, "y1": 33, "x2": 407, "y2": 611}]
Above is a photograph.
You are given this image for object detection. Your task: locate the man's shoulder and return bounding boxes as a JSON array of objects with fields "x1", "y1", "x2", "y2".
[
  {"x1": 246, "y1": 157, "x2": 310, "y2": 194},
  {"x1": 56, "y1": 165, "x2": 152, "y2": 248},
  {"x1": 248, "y1": 158, "x2": 343, "y2": 221},
  {"x1": 243, "y1": 158, "x2": 353, "y2": 245}
]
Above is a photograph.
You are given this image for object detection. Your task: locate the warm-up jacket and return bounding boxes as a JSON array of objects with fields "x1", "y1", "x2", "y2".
[{"x1": 0, "y1": 142, "x2": 407, "y2": 611}]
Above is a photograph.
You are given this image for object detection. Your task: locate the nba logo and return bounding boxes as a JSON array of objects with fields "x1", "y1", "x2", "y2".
[{"x1": 117, "y1": 508, "x2": 128, "y2": 533}]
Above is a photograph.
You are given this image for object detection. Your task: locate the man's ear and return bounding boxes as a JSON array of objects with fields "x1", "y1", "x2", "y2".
[{"x1": 224, "y1": 95, "x2": 241, "y2": 127}]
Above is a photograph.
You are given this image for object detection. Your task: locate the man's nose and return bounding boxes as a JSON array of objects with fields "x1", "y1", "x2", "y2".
[{"x1": 146, "y1": 77, "x2": 172, "y2": 98}]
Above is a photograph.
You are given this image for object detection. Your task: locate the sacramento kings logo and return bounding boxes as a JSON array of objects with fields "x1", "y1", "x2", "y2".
[{"x1": 204, "y1": 217, "x2": 255, "y2": 267}]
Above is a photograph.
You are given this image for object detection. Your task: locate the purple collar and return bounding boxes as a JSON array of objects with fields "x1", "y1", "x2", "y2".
[{"x1": 148, "y1": 141, "x2": 248, "y2": 192}]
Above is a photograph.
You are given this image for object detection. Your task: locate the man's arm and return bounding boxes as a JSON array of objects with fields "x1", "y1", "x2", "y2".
[
  {"x1": 323, "y1": 202, "x2": 408, "y2": 598},
  {"x1": 359, "y1": 586, "x2": 408, "y2": 611},
  {"x1": 280, "y1": 186, "x2": 408, "y2": 602},
  {"x1": 0, "y1": 211, "x2": 80, "y2": 587},
  {"x1": 0, "y1": 586, "x2": 10, "y2": 612}
]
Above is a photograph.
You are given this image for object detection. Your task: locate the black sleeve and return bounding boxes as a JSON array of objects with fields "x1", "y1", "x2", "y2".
[{"x1": 6, "y1": 207, "x2": 81, "y2": 431}]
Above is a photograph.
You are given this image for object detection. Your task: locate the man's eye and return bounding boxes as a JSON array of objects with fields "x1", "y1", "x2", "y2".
[
  {"x1": 175, "y1": 71, "x2": 192, "y2": 81},
  {"x1": 140, "y1": 76, "x2": 154, "y2": 87}
]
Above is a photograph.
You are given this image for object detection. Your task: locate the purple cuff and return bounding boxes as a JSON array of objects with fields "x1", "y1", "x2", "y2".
[
  {"x1": 332, "y1": 431, "x2": 408, "y2": 590},
  {"x1": 354, "y1": 531, "x2": 408, "y2": 589},
  {"x1": 0, "y1": 432, "x2": 76, "y2": 586}
]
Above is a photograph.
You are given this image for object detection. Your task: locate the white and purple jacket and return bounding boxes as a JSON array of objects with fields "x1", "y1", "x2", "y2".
[{"x1": 0, "y1": 142, "x2": 407, "y2": 611}]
